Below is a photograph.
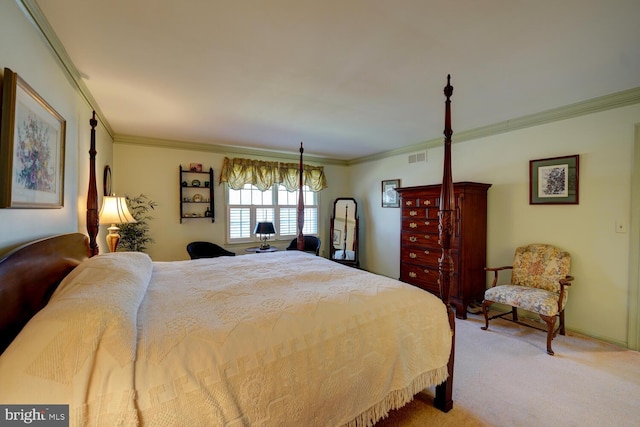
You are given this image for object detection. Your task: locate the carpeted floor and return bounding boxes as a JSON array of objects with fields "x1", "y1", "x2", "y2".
[{"x1": 376, "y1": 312, "x2": 640, "y2": 427}]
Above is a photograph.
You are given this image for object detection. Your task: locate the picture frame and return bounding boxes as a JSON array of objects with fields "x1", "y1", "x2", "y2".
[
  {"x1": 190, "y1": 163, "x2": 202, "y2": 172},
  {"x1": 382, "y1": 179, "x2": 400, "y2": 208},
  {"x1": 529, "y1": 155, "x2": 579, "y2": 205},
  {"x1": 0, "y1": 68, "x2": 66, "y2": 208},
  {"x1": 332, "y1": 229, "x2": 342, "y2": 246}
]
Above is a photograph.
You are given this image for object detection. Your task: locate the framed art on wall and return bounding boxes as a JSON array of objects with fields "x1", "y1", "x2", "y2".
[
  {"x1": 529, "y1": 155, "x2": 579, "y2": 205},
  {"x1": 382, "y1": 179, "x2": 400, "y2": 208},
  {"x1": 0, "y1": 68, "x2": 66, "y2": 208},
  {"x1": 332, "y1": 229, "x2": 341, "y2": 246}
]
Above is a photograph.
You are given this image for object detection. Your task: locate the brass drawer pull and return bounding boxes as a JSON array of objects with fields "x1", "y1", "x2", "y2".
[
  {"x1": 409, "y1": 252, "x2": 417, "y2": 259},
  {"x1": 410, "y1": 222, "x2": 417, "y2": 228},
  {"x1": 409, "y1": 210, "x2": 418, "y2": 216},
  {"x1": 409, "y1": 236, "x2": 417, "y2": 242},
  {"x1": 425, "y1": 221, "x2": 430, "y2": 225},
  {"x1": 405, "y1": 201, "x2": 414, "y2": 206},
  {"x1": 424, "y1": 250, "x2": 430, "y2": 255},
  {"x1": 409, "y1": 272, "x2": 417, "y2": 278},
  {"x1": 423, "y1": 200, "x2": 431, "y2": 206}
]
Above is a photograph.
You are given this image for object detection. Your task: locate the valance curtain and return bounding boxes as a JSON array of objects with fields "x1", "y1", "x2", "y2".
[{"x1": 220, "y1": 157, "x2": 328, "y2": 192}]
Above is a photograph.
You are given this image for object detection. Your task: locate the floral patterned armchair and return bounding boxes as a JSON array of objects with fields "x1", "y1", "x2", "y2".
[{"x1": 481, "y1": 244, "x2": 574, "y2": 355}]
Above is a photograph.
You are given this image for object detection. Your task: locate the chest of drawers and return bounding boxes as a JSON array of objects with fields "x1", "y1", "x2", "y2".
[{"x1": 396, "y1": 182, "x2": 491, "y2": 319}]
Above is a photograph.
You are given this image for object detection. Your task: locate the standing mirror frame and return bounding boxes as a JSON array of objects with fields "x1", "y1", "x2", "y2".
[{"x1": 330, "y1": 197, "x2": 359, "y2": 267}]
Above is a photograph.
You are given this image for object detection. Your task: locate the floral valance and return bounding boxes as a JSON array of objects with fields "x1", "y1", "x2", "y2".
[{"x1": 220, "y1": 157, "x2": 328, "y2": 192}]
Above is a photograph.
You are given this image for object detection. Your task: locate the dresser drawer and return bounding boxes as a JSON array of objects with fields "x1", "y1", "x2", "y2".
[
  {"x1": 400, "y1": 264, "x2": 440, "y2": 294},
  {"x1": 401, "y1": 230, "x2": 437, "y2": 247},
  {"x1": 401, "y1": 217, "x2": 439, "y2": 233},
  {"x1": 401, "y1": 206, "x2": 428, "y2": 219},
  {"x1": 401, "y1": 247, "x2": 458, "y2": 269},
  {"x1": 401, "y1": 194, "x2": 440, "y2": 208},
  {"x1": 401, "y1": 230, "x2": 460, "y2": 248}
]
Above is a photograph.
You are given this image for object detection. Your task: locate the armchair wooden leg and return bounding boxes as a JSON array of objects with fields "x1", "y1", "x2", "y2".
[
  {"x1": 540, "y1": 314, "x2": 556, "y2": 355},
  {"x1": 480, "y1": 300, "x2": 492, "y2": 330},
  {"x1": 559, "y1": 310, "x2": 566, "y2": 336}
]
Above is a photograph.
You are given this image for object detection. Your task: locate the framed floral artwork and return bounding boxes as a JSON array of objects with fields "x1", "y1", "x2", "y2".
[
  {"x1": 529, "y1": 155, "x2": 579, "y2": 205},
  {"x1": 382, "y1": 179, "x2": 400, "y2": 208},
  {"x1": 0, "y1": 68, "x2": 66, "y2": 208}
]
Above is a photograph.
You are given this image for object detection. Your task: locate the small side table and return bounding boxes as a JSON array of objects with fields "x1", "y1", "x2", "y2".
[{"x1": 245, "y1": 247, "x2": 279, "y2": 253}]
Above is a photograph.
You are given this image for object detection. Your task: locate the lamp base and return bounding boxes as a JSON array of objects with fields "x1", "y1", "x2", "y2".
[
  {"x1": 259, "y1": 236, "x2": 271, "y2": 250},
  {"x1": 106, "y1": 225, "x2": 121, "y2": 252}
]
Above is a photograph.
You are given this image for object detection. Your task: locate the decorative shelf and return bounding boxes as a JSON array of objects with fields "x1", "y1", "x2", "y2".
[{"x1": 179, "y1": 165, "x2": 214, "y2": 223}]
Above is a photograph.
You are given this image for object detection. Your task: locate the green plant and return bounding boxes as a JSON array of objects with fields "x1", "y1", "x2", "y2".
[{"x1": 118, "y1": 194, "x2": 158, "y2": 252}]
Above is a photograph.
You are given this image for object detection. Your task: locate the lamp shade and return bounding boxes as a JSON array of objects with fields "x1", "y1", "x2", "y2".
[
  {"x1": 99, "y1": 196, "x2": 137, "y2": 225},
  {"x1": 254, "y1": 221, "x2": 276, "y2": 235}
]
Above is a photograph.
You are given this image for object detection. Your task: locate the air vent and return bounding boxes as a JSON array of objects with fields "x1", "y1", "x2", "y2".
[{"x1": 408, "y1": 151, "x2": 427, "y2": 164}]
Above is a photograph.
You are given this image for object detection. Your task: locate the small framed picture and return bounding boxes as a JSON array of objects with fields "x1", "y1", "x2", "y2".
[
  {"x1": 332, "y1": 229, "x2": 341, "y2": 246},
  {"x1": 529, "y1": 155, "x2": 579, "y2": 205},
  {"x1": 0, "y1": 68, "x2": 66, "y2": 208},
  {"x1": 382, "y1": 179, "x2": 400, "y2": 208},
  {"x1": 190, "y1": 163, "x2": 202, "y2": 172}
]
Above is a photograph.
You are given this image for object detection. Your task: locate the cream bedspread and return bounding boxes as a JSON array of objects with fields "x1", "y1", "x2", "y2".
[{"x1": 0, "y1": 251, "x2": 451, "y2": 426}]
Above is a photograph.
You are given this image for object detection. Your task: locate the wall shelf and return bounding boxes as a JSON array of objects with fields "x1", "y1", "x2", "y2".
[{"x1": 180, "y1": 165, "x2": 214, "y2": 223}]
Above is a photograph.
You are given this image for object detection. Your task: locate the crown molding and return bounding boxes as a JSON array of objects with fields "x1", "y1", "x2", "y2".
[
  {"x1": 17, "y1": 0, "x2": 114, "y2": 138},
  {"x1": 116, "y1": 81, "x2": 640, "y2": 166},
  {"x1": 113, "y1": 135, "x2": 348, "y2": 166},
  {"x1": 349, "y1": 87, "x2": 640, "y2": 165}
]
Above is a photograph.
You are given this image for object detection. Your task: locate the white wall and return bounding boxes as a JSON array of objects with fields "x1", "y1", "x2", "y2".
[
  {"x1": 350, "y1": 104, "x2": 640, "y2": 346},
  {"x1": 0, "y1": 1, "x2": 113, "y2": 252},
  {"x1": 113, "y1": 142, "x2": 349, "y2": 261}
]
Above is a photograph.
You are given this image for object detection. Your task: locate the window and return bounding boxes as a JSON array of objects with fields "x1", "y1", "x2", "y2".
[{"x1": 227, "y1": 184, "x2": 318, "y2": 243}]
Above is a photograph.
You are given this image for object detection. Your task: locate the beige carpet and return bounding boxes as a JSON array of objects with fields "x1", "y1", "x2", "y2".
[{"x1": 376, "y1": 312, "x2": 640, "y2": 427}]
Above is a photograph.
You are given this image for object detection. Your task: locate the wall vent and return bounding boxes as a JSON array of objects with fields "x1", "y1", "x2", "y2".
[{"x1": 408, "y1": 151, "x2": 427, "y2": 164}]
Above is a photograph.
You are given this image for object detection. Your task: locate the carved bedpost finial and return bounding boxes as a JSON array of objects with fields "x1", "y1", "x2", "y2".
[{"x1": 443, "y1": 74, "x2": 453, "y2": 140}]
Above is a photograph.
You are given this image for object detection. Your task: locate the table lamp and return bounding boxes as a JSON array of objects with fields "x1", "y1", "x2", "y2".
[
  {"x1": 98, "y1": 196, "x2": 136, "y2": 252},
  {"x1": 254, "y1": 222, "x2": 276, "y2": 250}
]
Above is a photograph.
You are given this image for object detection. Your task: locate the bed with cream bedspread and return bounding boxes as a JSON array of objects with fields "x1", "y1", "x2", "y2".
[{"x1": 0, "y1": 251, "x2": 451, "y2": 426}]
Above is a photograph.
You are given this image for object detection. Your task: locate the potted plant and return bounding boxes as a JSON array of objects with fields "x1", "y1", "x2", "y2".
[{"x1": 118, "y1": 194, "x2": 158, "y2": 252}]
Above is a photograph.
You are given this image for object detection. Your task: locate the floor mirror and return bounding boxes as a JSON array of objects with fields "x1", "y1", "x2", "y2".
[{"x1": 330, "y1": 197, "x2": 359, "y2": 267}]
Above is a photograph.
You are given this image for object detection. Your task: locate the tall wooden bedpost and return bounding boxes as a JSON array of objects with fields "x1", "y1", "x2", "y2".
[
  {"x1": 435, "y1": 74, "x2": 455, "y2": 412},
  {"x1": 297, "y1": 142, "x2": 305, "y2": 251},
  {"x1": 86, "y1": 111, "x2": 99, "y2": 256}
]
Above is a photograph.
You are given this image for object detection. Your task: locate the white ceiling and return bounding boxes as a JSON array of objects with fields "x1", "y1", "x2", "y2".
[{"x1": 34, "y1": 0, "x2": 640, "y2": 161}]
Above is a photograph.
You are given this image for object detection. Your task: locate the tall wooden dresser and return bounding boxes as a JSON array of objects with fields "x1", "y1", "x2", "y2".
[{"x1": 396, "y1": 182, "x2": 491, "y2": 319}]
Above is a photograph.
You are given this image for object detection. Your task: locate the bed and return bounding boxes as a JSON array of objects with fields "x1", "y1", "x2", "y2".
[{"x1": 0, "y1": 76, "x2": 457, "y2": 426}]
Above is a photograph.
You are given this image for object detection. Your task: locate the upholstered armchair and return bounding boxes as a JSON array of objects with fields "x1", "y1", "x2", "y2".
[{"x1": 481, "y1": 244, "x2": 574, "y2": 355}]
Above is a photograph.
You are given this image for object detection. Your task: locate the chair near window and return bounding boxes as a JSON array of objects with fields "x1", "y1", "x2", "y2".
[
  {"x1": 286, "y1": 236, "x2": 321, "y2": 256},
  {"x1": 481, "y1": 243, "x2": 574, "y2": 355},
  {"x1": 186, "y1": 241, "x2": 236, "y2": 259}
]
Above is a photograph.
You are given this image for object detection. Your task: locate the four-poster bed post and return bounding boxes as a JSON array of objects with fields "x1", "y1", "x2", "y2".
[
  {"x1": 87, "y1": 111, "x2": 99, "y2": 256},
  {"x1": 297, "y1": 142, "x2": 305, "y2": 251},
  {"x1": 435, "y1": 74, "x2": 456, "y2": 411}
]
